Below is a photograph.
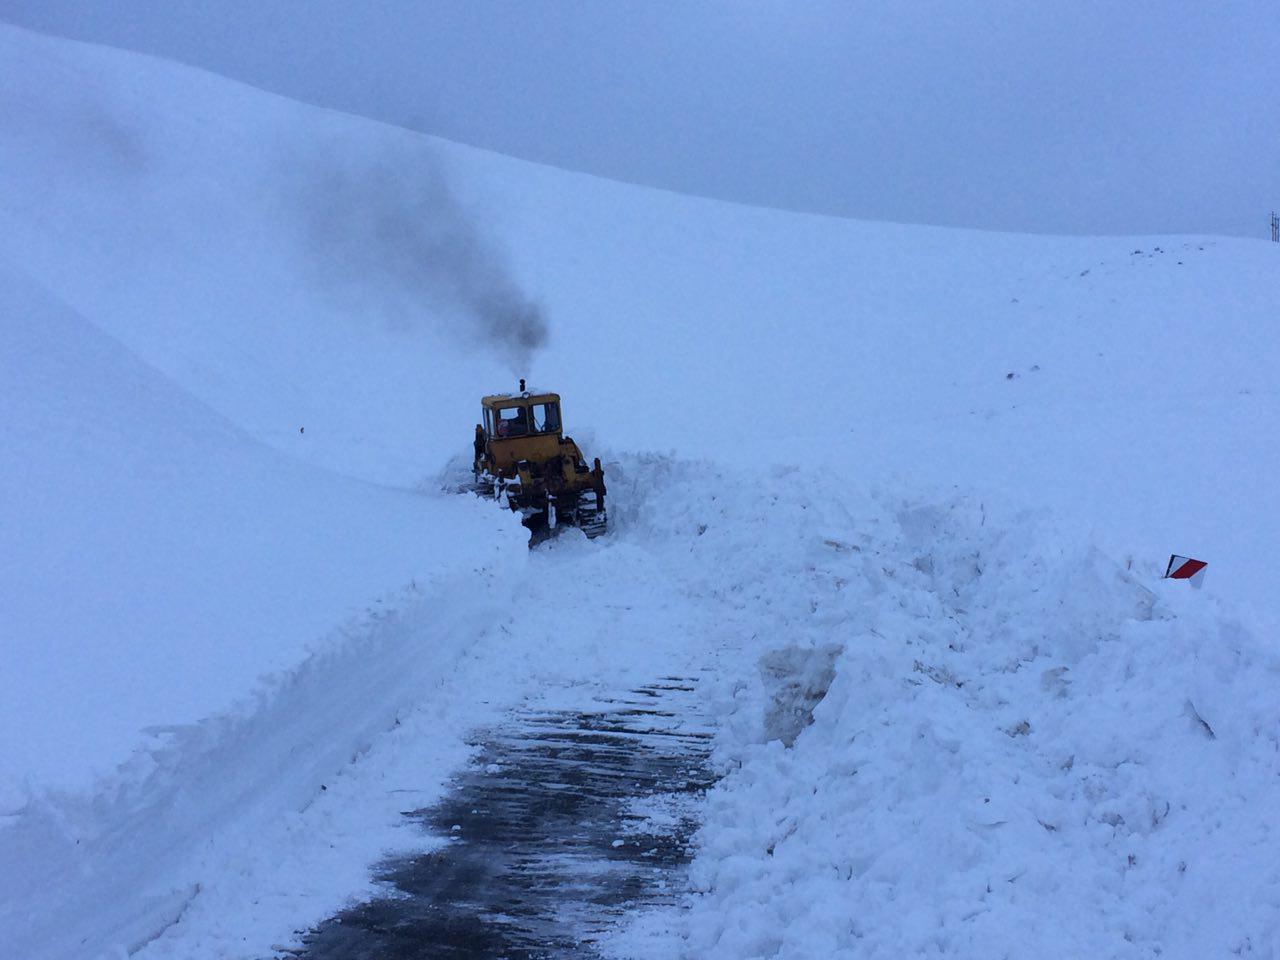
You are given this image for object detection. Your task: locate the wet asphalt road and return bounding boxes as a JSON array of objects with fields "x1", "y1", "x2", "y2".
[{"x1": 288, "y1": 678, "x2": 714, "y2": 959}]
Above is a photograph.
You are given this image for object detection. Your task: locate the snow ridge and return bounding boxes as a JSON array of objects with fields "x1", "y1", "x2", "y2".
[
  {"x1": 0, "y1": 569, "x2": 517, "y2": 960},
  {"x1": 665, "y1": 482, "x2": 1280, "y2": 959}
]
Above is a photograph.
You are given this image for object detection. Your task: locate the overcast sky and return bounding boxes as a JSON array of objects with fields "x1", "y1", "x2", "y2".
[{"x1": 3, "y1": 0, "x2": 1276, "y2": 237}]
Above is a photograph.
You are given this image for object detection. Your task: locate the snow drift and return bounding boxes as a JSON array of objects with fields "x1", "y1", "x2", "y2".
[
  {"x1": 664, "y1": 477, "x2": 1280, "y2": 959},
  {"x1": 0, "y1": 255, "x2": 519, "y2": 805}
]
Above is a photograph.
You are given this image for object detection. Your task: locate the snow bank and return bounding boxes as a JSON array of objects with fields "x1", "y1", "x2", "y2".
[
  {"x1": 0, "y1": 256, "x2": 520, "y2": 806},
  {"x1": 0, "y1": 569, "x2": 517, "y2": 960},
  {"x1": 0, "y1": 254, "x2": 529, "y2": 956},
  {"x1": 670, "y1": 480, "x2": 1280, "y2": 959}
]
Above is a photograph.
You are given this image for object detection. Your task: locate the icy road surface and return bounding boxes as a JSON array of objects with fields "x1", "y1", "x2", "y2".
[{"x1": 295, "y1": 678, "x2": 713, "y2": 958}]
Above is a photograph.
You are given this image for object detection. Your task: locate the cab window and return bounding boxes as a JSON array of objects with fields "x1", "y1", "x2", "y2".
[
  {"x1": 530, "y1": 402, "x2": 561, "y2": 434},
  {"x1": 495, "y1": 406, "x2": 529, "y2": 437}
]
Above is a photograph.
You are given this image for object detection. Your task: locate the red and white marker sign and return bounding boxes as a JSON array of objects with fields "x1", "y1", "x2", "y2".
[{"x1": 1164, "y1": 555, "x2": 1207, "y2": 587}]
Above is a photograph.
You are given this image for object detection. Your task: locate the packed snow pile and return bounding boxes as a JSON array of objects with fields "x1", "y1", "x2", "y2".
[{"x1": 670, "y1": 484, "x2": 1280, "y2": 959}]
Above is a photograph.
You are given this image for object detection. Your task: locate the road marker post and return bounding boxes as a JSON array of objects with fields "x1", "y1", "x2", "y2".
[{"x1": 1164, "y1": 555, "x2": 1207, "y2": 589}]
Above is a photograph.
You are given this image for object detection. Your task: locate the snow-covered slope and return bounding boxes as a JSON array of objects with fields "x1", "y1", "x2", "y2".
[
  {"x1": 0, "y1": 254, "x2": 517, "y2": 807},
  {"x1": 1, "y1": 24, "x2": 1275, "y2": 631},
  {"x1": 1, "y1": 21, "x2": 1277, "y2": 960}
]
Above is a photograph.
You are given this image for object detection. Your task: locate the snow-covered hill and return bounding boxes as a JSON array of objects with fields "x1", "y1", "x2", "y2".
[
  {"x1": 2, "y1": 23, "x2": 1276, "y2": 631},
  {"x1": 1, "y1": 21, "x2": 1277, "y2": 960}
]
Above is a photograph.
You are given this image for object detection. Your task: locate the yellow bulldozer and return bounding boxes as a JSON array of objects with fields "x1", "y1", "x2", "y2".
[{"x1": 470, "y1": 380, "x2": 607, "y2": 538}]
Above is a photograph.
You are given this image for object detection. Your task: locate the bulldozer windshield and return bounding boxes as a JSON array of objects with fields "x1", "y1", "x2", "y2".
[
  {"x1": 490, "y1": 400, "x2": 560, "y2": 439},
  {"x1": 495, "y1": 406, "x2": 529, "y2": 437}
]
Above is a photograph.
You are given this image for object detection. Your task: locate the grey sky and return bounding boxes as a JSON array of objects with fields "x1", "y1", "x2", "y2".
[{"x1": 2, "y1": 0, "x2": 1276, "y2": 237}]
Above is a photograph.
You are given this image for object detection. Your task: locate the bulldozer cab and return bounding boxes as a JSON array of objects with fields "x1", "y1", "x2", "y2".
[
  {"x1": 477, "y1": 390, "x2": 565, "y2": 475},
  {"x1": 486, "y1": 396, "x2": 561, "y2": 439}
]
